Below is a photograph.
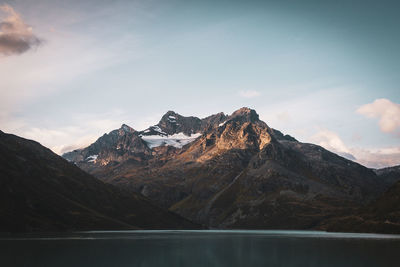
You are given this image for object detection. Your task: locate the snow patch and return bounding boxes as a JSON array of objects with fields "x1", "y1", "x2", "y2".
[
  {"x1": 141, "y1": 132, "x2": 202, "y2": 149},
  {"x1": 168, "y1": 115, "x2": 177, "y2": 123},
  {"x1": 219, "y1": 121, "x2": 227, "y2": 127},
  {"x1": 150, "y1": 126, "x2": 167, "y2": 135},
  {"x1": 86, "y1": 155, "x2": 98, "y2": 163}
]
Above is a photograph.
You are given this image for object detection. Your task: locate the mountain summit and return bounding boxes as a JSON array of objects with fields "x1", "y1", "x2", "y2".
[
  {"x1": 155, "y1": 111, "x2": 202, "y2": 136},
  {"x1": 228, "y1": 107, "x2": 260, "y2": 123}
]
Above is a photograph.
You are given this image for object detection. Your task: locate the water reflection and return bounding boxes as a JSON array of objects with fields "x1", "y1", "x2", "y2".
[{"x1": 1, "y1": 230, "x2": 399, "y2": 267}]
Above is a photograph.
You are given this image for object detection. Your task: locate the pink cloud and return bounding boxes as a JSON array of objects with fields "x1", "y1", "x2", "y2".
[
  {"x1": 311, "y1": 129, "x2": 400, "y2": 168},
  {"x1": 0, "y1": 4, "x2": 42, "y2": 56},
  {"x1": 357, "y1": 98, "x2": 400, "y2": 136}
]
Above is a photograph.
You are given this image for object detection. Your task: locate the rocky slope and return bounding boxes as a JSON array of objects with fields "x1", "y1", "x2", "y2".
[
  {"x1": 64, "y1": 111, "x2": 227, "y2": 167},
  {"x1": 63, "y1": 124, "x2": 151, "y2": 166},
  {"x1": 63, "y1": 107, "x2": 400, "y2": 232},
  {"x1": 374, "y1": 165, "x2": 400, "y2": 186},
  {"x1": 321, "y1": 166, "x2": 400, "y2": 234},
  {"x1": 0, "y1": 130, "x2": 198, "y2": 232}
]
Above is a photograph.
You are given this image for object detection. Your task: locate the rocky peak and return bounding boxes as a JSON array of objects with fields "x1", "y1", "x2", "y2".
[
  {"x1": 156, "y1": 111, "x2": 202, "y2": 136},
  {"x1": 200, "y1": 112, "x2": 227, "y2": 132},
  {"x1": 62, "y1": 124, "x2": 150, "y2": 165},
  {"x1": 164, "y1": 110, "x2": 179, "y2": 116},
  {"x1": 214, "y1": 121, "x2": 271, "y2": 151},
  {"x1": 228, "y1": 107, "x2": 260, "y2": 123},
  {"x1": 159, "y1": 111, "x2": 180, "y2": 123},
  {"x1": 63, "y1": 108, "x2": 293, "y2": 165},
  {"x1": 120, "y1": 124, "x2": 135, "y2": 133}
]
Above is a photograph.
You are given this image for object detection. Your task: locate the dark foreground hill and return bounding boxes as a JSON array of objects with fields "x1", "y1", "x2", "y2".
[
  {"x1": 63, "y1": 108, "x2": 400, "y2": 233},
  {"x1": 0, "y1": 130, "x2": 198, "y2": 232}
]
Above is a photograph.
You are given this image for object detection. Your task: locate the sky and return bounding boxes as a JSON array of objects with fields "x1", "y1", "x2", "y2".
[{"x1": 0, "y1": 0, "x2": 399, "y2": 168}]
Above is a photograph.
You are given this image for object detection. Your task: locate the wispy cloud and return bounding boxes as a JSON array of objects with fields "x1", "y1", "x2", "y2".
[
  {"x1": 238, "y1": 90, "x2": 261, "y2": 98},
  {"x1": 2, "y1": 109, "x2": 127, "y2": 155},
  {"x1": 357, "y1": 98, "x2": 400, "y2": 136},
  {"x1": 352, "y1": 147, "x2": 400, "y2": 169},
  {"x1": 14, "y1": 120, "x2": 117, "y2": 155},
  {"x1": 1, "y1": 107, "x2": 163, "y2": 155},
  {"x1": 311, "y1": 129, "x2": 400, "y2": 168},
  {"x1": 0, "y1": 4, "x2": 42, "y2": 56}
]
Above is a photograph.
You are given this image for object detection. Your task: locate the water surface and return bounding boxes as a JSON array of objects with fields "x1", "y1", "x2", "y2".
[{"x1": 1, "y1": 230, "x2": 399, "y2": 267}]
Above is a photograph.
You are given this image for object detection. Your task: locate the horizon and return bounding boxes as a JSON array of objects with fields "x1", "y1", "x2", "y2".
[{"x1": 0, "y1": 0, "x2": 399, "y2": 168}]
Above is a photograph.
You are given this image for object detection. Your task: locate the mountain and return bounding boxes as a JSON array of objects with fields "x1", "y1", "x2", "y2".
[
  {"x1": 321, "y1": 166, "x2": 400, "y2": 234},
  {"x1": 63, "y1": 107, "x2": 399, "y2": 232},
  {"x1": 63, "y1": 111, "x2": 227, "y2": 167},
  {"x1": 63, "y1": 124, "x2": 152, "y2": 167},
  {"x1": 0, "y1": 130, "x2": 198, "y2": 232},
  {"x1": 142, "y1": 110, "x2": 226, "y2": 136},
  {"x1": 374, "y1": 165, "x2": 400, "y2": 186}
]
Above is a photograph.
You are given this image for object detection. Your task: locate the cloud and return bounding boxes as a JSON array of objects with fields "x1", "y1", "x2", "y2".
[
  {"x1": 357, "y1": 98, "x2": 400, "y2": 136},
  {"x1": 18, "y1": 112, "x2": 164, "y2": 155},
  {"x1": 276, "y1": 111, "x2": 291, "y2": 122},
  {"x1": 21, "y1": 126, "x2": 90, "y2": 154},
  {"x1": 1, "y1": 108, "x2": 129, "y2": 155},
  {"x1": 352, "y1": 147, "x2": 400, "y2": 169},
  {"x1": 19, "y1": 120, "x2": 117, "y2": 155},
  {"x1": 311, "y1": 129, "x2": 351, "y2": 154},
  {"x1": 0, "y1": 4, "x2": 42, "y2": 56},
  {"x1": 311, "y1": 129, "x2": 400, "y2": 168},
  {"x1": 238, "y1": 90, "x2": 261, "y2": 98}
]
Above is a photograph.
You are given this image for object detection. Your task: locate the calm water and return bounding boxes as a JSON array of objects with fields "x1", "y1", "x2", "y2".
[{"x1": 1, "y1": 230, "x2": 400, "y2": 267}]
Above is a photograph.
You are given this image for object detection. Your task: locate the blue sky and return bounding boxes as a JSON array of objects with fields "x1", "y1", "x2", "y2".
[{"x1": 0, "y1": 0, "x2": 399, "y2": 167}]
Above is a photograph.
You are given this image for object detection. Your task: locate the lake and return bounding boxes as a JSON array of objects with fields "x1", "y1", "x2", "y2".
[{"x1": 1, "y1": 230, "x2": 399, "y2": 267}]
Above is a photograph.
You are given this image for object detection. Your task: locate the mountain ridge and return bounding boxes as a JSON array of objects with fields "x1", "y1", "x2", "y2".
[{"x1": 62, "y1": 107, "x2": 400, "y2": 232}]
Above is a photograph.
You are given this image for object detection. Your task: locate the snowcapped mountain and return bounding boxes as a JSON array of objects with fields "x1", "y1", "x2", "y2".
[
  {"x1": 63, "y1": 110, "x2": 227, "y2": 165},
  {"x1": 138, "y1": 110, "x2": 226, "y2": 149},
  {"x1": 140, "y1": 132, "x2": 202, "y2": 149},
  {"x1": 63, "y1": 123, "x2": 151, "y2": 166}
]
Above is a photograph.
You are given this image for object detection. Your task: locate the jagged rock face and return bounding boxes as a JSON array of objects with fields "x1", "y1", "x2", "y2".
[
  {"x1": 141, "y1": 111, "x2": 227, "y2": 137},
  {"x1": 62, "y1": 107, "x2": 399, "y2": 232},
  {"x1": 174, "y1": 119, "x2": 272, "y2": 165},
  {"x1": 214, "y1": 121, "x2": 271, "y2": 151},
  {"x1": 156, "y1": 111, "x2": 202, "y2": 136},
  {"x1": 200, "y1": 112, "x2": 227, "y2": 132},
  {"x1": 63, "y1": 111, "x2": 227, "y2": 167},
  {"x1": 228, "y1": 107, "x2": 260, "y2": 123}
]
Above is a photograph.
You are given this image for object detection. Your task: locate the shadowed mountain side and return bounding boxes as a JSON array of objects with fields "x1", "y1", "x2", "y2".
[
  {"x1": 0, "y1": 131, "x2": 199, "y2": 232},
  {"x1": 168, "y1": 136, "x2": 383, "y2": 229},
  {"x1": 321, "y1": 166, "x2": 400, "y2": 234},
  {"x1": 374, "y1": 165, "x2": 400, "y2": 186}
]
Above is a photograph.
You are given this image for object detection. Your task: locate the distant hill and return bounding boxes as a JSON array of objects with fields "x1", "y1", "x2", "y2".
[{"x1": 0, "y1": 130, "x2": 198, "y2": 232}]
